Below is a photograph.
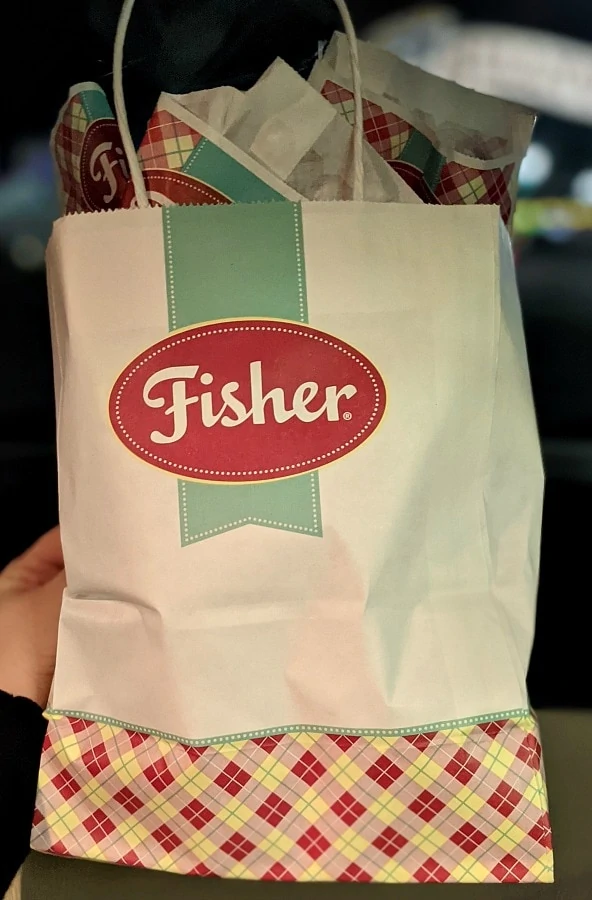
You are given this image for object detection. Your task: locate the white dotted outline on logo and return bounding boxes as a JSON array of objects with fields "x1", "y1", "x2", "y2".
[{"x1": 113, "y1": 325, "x2": 384, "y2": 478}]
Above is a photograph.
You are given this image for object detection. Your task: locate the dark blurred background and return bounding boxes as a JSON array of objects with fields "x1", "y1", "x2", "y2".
[{"x1": 1, "y1": 1, "x2": 591, "y2": 709}]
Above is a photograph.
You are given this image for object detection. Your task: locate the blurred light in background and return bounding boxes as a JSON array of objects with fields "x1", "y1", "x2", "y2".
[
  {"x1": 571, "y1": 168, "x2": 592, "y2": 204},
  {"x1": 0, "y1": 139, "x2": 59, "y2": 271},
  {"x1": 365, "y1": 12, "x2": 592, "y2": 127},
  {"x1": 9, "y1": 234, "x2": 47, "y2": 272},
  {"x1": 519, "y1": 143, "x2": 554, "y2": 191}
]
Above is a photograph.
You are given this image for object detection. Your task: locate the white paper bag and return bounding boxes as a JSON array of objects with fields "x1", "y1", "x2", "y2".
[
  {"x1": 34, "y1": 197, "x2": 551, "y2": 882},
  {"x1": 33, "y1": 0, "x2": 552, "y2": 887}
]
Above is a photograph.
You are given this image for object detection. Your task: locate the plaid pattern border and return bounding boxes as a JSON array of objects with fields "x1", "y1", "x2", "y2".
[
  {"x1": 52, "y1": 96, "x2": 89, "y2": 214},
  {"x1": 138, "y1": 108, "x2": 202, "y2": 171},
  {"x1": 436, "y1": 161, "x2": 515, "y2": 222},
  {"x1": 32, "y1": 714, "x2": 552, "y2": 883},
  {"x1": 320, "y1": 80, "x2": 514, "y2": 224}
]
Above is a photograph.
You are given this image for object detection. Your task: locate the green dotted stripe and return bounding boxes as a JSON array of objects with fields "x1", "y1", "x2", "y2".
[{"x1": 45, "y1": 708, "x2": 531, "y2": 748}]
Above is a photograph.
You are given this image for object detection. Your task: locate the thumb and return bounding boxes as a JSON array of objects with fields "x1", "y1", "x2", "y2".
[{"x1": 36, "y1": 568, "x2": 67, "y2": 612}]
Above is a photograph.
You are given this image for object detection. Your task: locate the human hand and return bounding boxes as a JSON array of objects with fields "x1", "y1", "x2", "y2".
[{"x1": 0, "y1": 528, "x2": 65, "y2": 708}]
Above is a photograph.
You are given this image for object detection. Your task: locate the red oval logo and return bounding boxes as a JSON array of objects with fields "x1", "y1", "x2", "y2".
[
  {"x1": 81, "y1": 120, "x2": 130, "y2": 211},
  {"x1": 122, "y1": 168, "x2": 231, "y2": 209},
  {"x1": 109, "y1": 320, "x2": 387, "y2": 483}
]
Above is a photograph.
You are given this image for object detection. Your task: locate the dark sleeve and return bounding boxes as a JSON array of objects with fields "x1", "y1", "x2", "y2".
[
  {"x1": 87, "y1": 0, "x2": 339, "y2": 93},
  {"x1": 0, "y1": 691, "x2": 47, "y2": 899},
  {"x1": 67, "y1": 0, "x2": 338, "y2": 148}
]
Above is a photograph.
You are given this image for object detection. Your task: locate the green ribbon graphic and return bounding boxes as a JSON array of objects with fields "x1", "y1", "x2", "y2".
[
  {"x1": 398, "y1": 130, "x2": 446, "y2": 192},
  {"x1": 182, "y1": 136, "x2": 284, "y2": 204},
  {"x1": 163, "y1": 203, "x2": 322, "y2": 546},
  {"x1": 78, "y1": 86, "x2": 115, "y2": 122}
]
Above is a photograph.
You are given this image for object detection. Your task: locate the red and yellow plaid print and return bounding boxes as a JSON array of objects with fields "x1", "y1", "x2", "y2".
[
  {"x1": 52, "y1": 95, "x2": 204, "y2": 214},
  {"x1": 52, "y1": 96, "x2": 89, "y2": 214},
  {"x1": 33, "y1": 714, "x2": 552, "y2": 883},
  {"x1": 320, "y1": 80, "x2": 515, "y2": 224},
  {"x1": 138, "y1": 109, "x2": 201, "y2": 171}
]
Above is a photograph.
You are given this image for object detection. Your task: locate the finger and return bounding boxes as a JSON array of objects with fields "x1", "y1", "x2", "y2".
[
  {"x1": 36, "y1": 569, "x2": 67, "y2": 619},
  {"x1": 0, "y1": 527, "x2": 64, "y2": 593},
  {"x1": 28, "y1": 527, "x2": 64, "y2": 572}
]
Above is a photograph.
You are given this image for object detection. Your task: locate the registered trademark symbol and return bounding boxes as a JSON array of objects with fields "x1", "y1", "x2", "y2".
[{"x1": 342, "y1": 411, "x2": 353, "y2": 421}]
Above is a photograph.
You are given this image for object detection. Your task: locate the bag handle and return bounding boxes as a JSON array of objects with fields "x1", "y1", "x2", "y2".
[{"x1": 113, "y1": 0, "x2": 364, "y2": 207}]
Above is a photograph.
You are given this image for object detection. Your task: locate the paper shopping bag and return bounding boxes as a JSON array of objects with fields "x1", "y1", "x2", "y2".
[
  {"x1": 33, "y1": 198, "x2": 551, "y2": 883},
  {"x1": 32, "y1": 0, "x2": 551, "y2": 886}
]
